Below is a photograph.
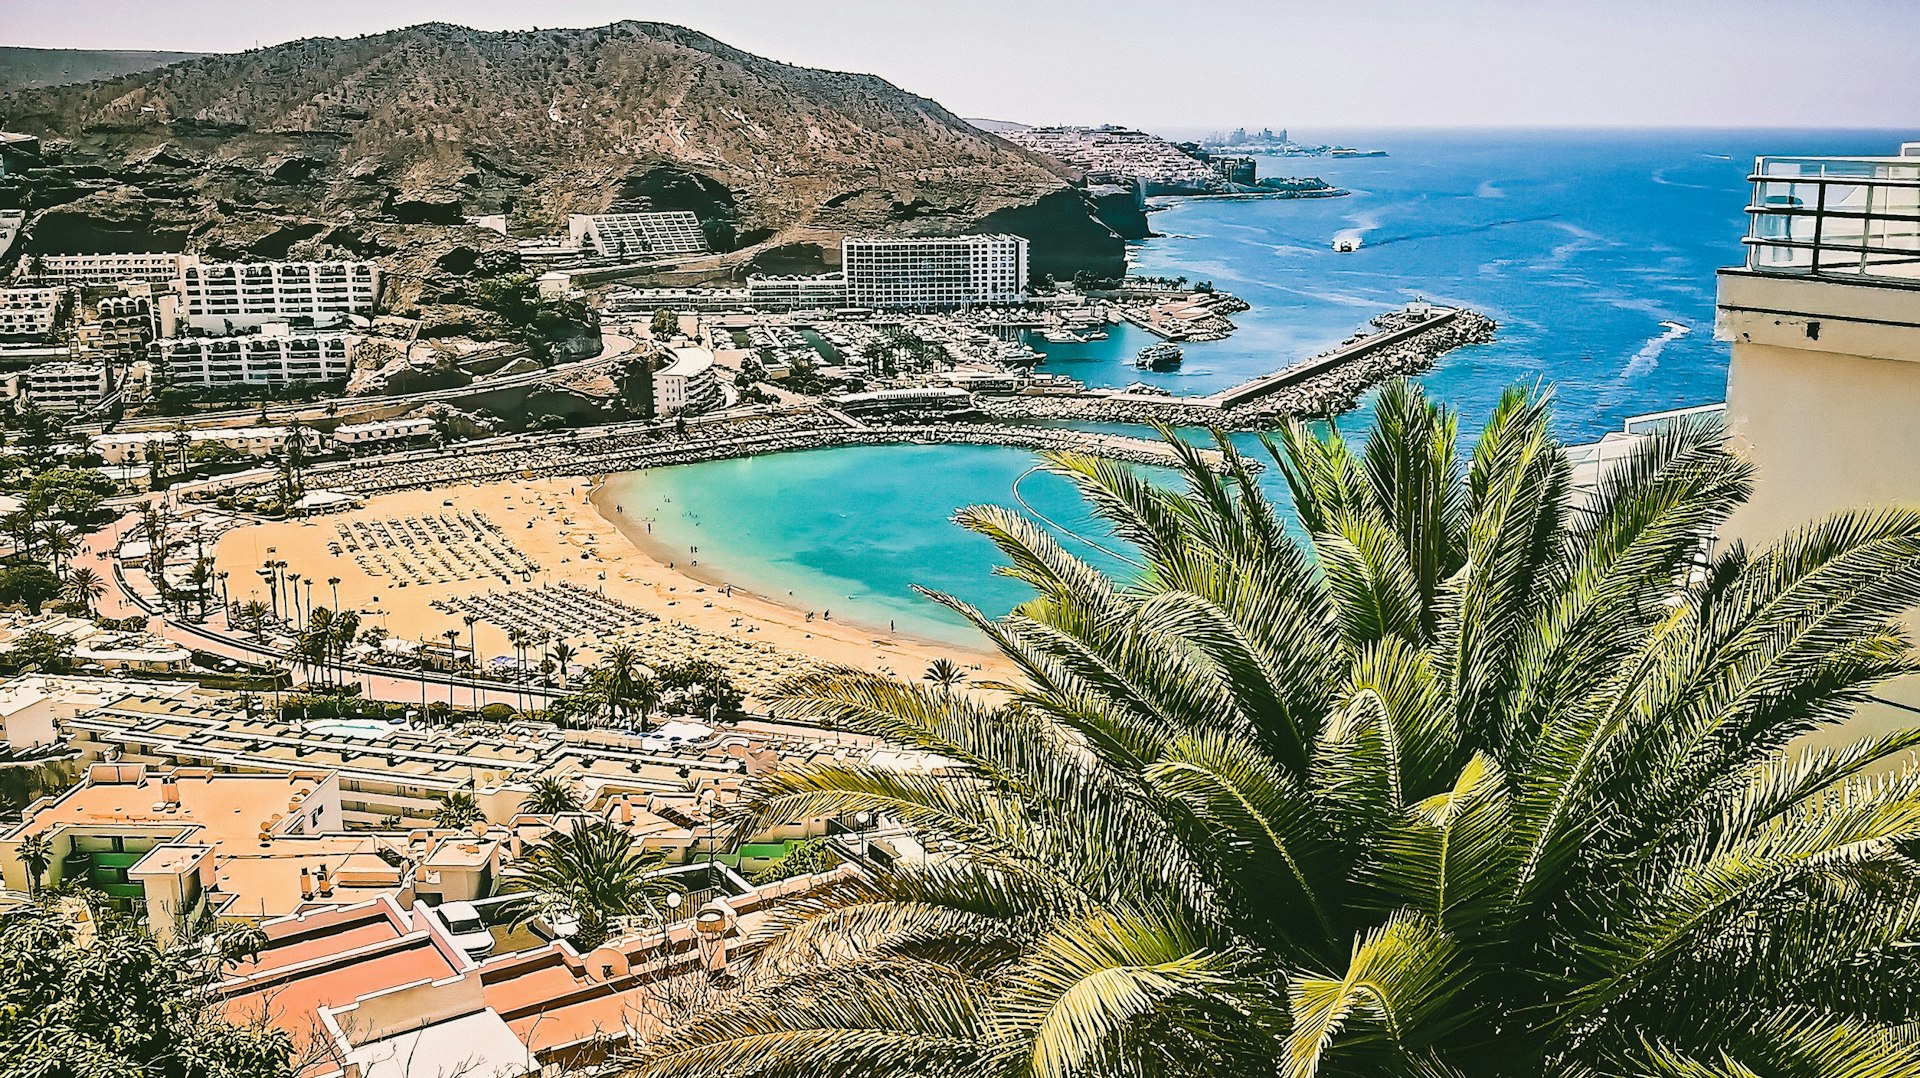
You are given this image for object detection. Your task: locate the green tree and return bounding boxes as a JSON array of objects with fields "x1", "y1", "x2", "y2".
[
  {"x1": 25, "y1": 467, "x2": 114, "y2": 524},
  {"x1": 15, "y1": 831, "x2": 51, "y2": 893},
  {"x1": 64, "y1": 565, "x2": 105, "y2": 615},
  {"x1": 746, "y1": 836, "x2": 835, "y2": 885},
  {"x1": 651, "y1": 308, "x2": 679, "y2": 339},
  {"x1": 432, "y1": 790, "x2": 485, "y2": 831},
  {"x1": 0, "y1": 904, "x2": 294, "y2": 1077},
  {"x1": 521, "y1": 775, "x2": 583, "y2": 816},
  {"x1": 499, "y1": 819, "x2": 678, "y2": 949},
  {"x1": 921, "y1": 657, "x2": 966, "y2": 692},
  {"x1": 0, "y1": 564, "x2": 64, "y2": 615},
  {"x1": 640, "y1": 381, "x2": 1920, "y2": 1078}
]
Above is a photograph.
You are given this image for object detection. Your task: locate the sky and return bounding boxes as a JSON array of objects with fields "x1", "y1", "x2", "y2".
[{"x1": 5, "y1": 0, "x2": 1918, "y2": 132}]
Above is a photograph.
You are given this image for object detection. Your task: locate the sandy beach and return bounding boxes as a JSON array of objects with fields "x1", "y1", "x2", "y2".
[{"x1": 211, "y1": 475, "x2": 1012, "y2": 703}]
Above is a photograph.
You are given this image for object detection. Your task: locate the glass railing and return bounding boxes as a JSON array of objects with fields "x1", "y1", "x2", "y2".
[{"x1": 1746, "y1": 154, "x2": 1920, "y2": 283}]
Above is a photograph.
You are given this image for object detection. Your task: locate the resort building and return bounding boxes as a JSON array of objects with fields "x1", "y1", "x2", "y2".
[
  {"x1": 154, "y1": 327, "x2": 353, "y2": 386},
  {"x1": 652, "y1": 345, "x2": 724, "y2": 415},
  {"x1": 332, "y1": 415, "x2": 438, "y2": 450},
  {"x1": 13, "y1": 360, "x2": 109, "y2": 410},
  {"x1": 92, "y1": 425, "x2": 320, "y2": 466},
  {"x1": 840, "y1": 234, "x2": 1029, "y2": 310},
  {"x1": 746, "y1": 273, "x2": 849, "y2": 311},
  {"x1": 24, "y1": 251, "x2": 186, "y2": 286},
  {"x1": 1714, "y1": 142, "x2": 1920, "y2": 735},
  {"x1": 0, "y1": 764, "x2": 350, "y2": 928},
  {"x1": 603, "y1": 285, "x2": 750, "y2": 315},
  {"x1": 96, "y1": 291, "x2": 168, "y2": 352},
  {"x1": 0, "y1": 285, "x2": 66, "y2": 339},
  {"x1": 567, "y1": 211, "x2": 709, "y2": 259},
  {"x1": 178, "y1": 259, "x2": 378, "y2": 332}
]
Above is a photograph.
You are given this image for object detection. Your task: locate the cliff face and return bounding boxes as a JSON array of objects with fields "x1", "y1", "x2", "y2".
[{"x1": 0, "y1": 21, "x2": 1124, "y2": 294}]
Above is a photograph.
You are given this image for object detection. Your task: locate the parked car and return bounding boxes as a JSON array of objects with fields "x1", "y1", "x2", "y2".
[{"x1": 437, "y1": 900, "x2": 494, "y2": 958}]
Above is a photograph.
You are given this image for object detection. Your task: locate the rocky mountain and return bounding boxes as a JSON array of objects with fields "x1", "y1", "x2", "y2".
[
  {"x1": 0, "y1": 21, "x2": 1124, "y2": 305},
  {"x1": 0, "y1": 47, "x2": 208, "y2": 92}
]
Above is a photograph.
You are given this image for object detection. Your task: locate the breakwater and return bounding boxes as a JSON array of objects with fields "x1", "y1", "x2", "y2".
[{"x1": 984, "y1": 307, "x2": 1496, "y2": 430}]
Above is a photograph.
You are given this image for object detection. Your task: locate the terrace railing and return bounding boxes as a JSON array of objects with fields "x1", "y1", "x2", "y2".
[{"x1": 1745, "y1": 152, "x2": 1920, "y2": 284}]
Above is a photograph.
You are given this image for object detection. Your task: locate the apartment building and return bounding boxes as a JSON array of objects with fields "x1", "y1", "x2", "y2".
[
  {"x1": 746, "y1": 273, "x2": 849, "y2": 311},
  {"x1": 1713, "y1": 142, "x2": 1920, "y2": 736},
  {"x1": 652, "y1": 345, "x2": 724, "y2": 415},
  {"x1": 178, "y1": 259, "x2": 378, "y2": 332},
  {"x1": 840, "y1": 234, "x2": 1029, "y2": 310},
  {"x1": 333, "y1": 415, "x2": 438, "y2": 449},
  {"x1": 24, "y1": 251, "x2": 186, "y2": 286},
  {"x1": 603, "y1": 285, "x2": 750, "y2": 314},
  {"x1": 14, "y1": 360, "x2": 108, "y2": 410},
  {"x1": 92, "y1": 425, "x2": 320, "y2": 466},
  {"x1": 0, "y1": 285, "x2": 65, "y2": 338},
  {"x1": 567, "y1": 211, "x2": 709, "y2": 259},
  {"x1": 154, "y1": 328, "x2": 353, "y2": 386}
]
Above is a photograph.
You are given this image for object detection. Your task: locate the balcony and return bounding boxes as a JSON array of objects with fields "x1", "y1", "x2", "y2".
[{"x1": 1744, "y1": 150, "x2": 1920, "y2": 285}]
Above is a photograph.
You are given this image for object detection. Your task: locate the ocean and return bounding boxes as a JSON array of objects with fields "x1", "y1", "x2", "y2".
[{"x1": 603, "y1": 128, "x2": 1916, "y2": 643}]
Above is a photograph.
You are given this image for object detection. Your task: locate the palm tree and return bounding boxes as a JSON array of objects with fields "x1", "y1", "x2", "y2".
[
  {"x1": 330, "y1": 609, "x2": 360, "y2": 676},
  {"x1": 600, "y1": 643, "x2": 640, "y2": 728},
  {"x1": 432, "y1": 790, "x2": 484, "y2": 831},
  {"x1": 921, "y1": 658, "x2": 966, "y2": 692},
  {"x1": 305, "y1": 606, "x2": 333, "y2": 686},
  {"x1": 630, "y1": 671, "x2": 662, "y2": 734},
  {"x1": 521, "y1": 776, "x2": 583, "y2": 816},
  {"x1": 63, "y1": 567, "x2": 104, "y2": 615},
  {"x1": 237, "y1": 600, "x2": 270, "y2": 640},
  {"x1": 499, "y1": 820, "x2": 678, "y2": 949},
  {"x1": 508, "y1": 628, "x2": 531, "y2": 714},
  {"x1": 36, "y1": 522, "x2": 77, "y2": 575},
  {"x1": 463, "y1": 614, "x2": 480, "y2": 712},
  {"x1": 16, "y1": 831, "x2": 51, "y2": 894},
  {"x1": 442, "y1": 629, "x2": 463, "y2": 710},
  {"x1": 640, "y1": 381, "x2": 1920, "y2": 1078},
  {"x1": 552, "y1": 640, "x2": 577, "y2": 689}
]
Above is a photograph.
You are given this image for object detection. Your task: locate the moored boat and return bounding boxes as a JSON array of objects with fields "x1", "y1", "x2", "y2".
[{"x1": 1135, "y1": 343, "x2": 1184, "y2": 370}]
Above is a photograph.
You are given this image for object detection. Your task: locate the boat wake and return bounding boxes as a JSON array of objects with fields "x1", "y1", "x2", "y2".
[{"x1": 1620, "y1": 320, "x2": 1691, "y2": 378}]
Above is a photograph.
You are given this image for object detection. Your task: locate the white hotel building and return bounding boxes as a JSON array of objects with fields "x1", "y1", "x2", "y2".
[
  {"x1": 26, "y1": 252, "x2": 186, "y2": 287},
  {"x1": 179, "y1": 260, "x2": 378, "y2": 332},
  {"x1": 0, "y1": 286, "x2": 66, "y2": 338},
  {"x1": 155, "y1": 328, "x2": 353, "y2": 387},
  {"x1": 840, "y1": 234, "x2": 1029, "y2": 310}
]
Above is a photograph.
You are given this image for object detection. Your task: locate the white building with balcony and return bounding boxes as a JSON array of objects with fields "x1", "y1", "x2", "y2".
[
  {"x1": 746, "y1": 274, "x2": 849, "y2": 311},
  {"x1": 24, "y1": 252, "x2": 186, "y2": 286},
  {"x1": 154, "y1": 327, "x2": 353, "y2": 387},
  {"x1": 179, "y1": 260, "x2": 378, "y2": 332},
  {"x1": 840, "y1": 235, "x2": 1028, "y2": 310},
  {"x1": 1715, "y1": 142, "x2": 1920, "y2": 739},
  {"x1": 568, "y1": 212, "x2": 709, "y2": 259},
  {"x1": 14, "y1": 360, "x2": 108, "y2": 410},
  {"x1": 653, "y1": 345, "x2": 723, "y2": 415},
  {"x1": 0, "y1": 285, "x2": 65, "y2": 338},
  {"x1": 333, "y1": 416, "x2": 438, "y2": 449}
]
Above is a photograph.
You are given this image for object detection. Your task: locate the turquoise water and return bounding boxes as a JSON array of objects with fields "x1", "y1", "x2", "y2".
[{"x1": 612, "y1": 129, "x2": 1916, "y2": 641}]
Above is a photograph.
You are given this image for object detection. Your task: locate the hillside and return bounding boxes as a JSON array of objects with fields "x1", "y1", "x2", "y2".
[
  {"x1": 0, "y1": 21, "x2": 1123, "y2": 301},
  {"x1": 0, "y1": 47, "x2": 207, "y2": 92}
]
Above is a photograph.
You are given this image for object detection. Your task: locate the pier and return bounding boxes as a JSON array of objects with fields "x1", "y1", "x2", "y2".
[{"x1": 1201, "y1": 307, "x2": 1461, "y2": 408}]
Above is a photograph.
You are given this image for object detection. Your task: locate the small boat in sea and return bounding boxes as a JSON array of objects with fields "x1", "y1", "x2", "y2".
[
  {"x1": 1135, "y1": 343, "x2": 1184, "y2": 370},
  {"x1": 1332, "y1": 235, "x2": 1363, "y2": 252},
  {"x1": 1040, "y1": 328, "x2": 1089, "y2": 344}
]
